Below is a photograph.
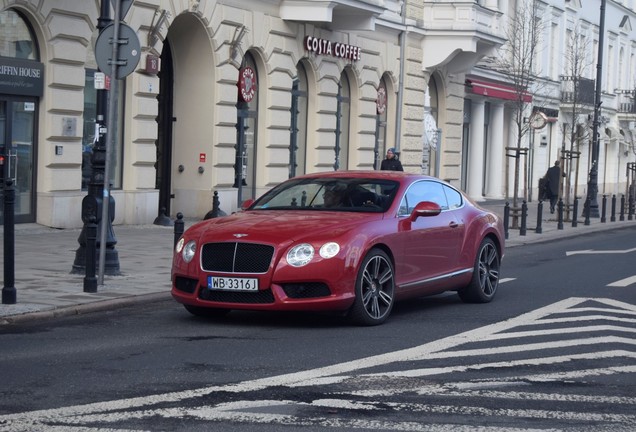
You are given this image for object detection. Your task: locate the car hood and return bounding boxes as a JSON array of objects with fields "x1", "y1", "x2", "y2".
[{"x1": 189, "y1": 210, "x2": 382, "y2": 245}]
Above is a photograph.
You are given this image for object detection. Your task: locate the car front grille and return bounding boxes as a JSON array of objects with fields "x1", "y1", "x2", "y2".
[
  {"x1": 201, "y1": 242, "x2": 274, "y2": 273},
  {"x1": 199, "y1": 287, "x2": 275, "y2": 304}
]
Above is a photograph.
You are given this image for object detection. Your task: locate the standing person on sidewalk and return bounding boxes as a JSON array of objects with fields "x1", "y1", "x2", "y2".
[
  {"x1": 380, "y1": 147, "x2": 403, "y2": 171},
  {"x1": 543, "y1": 160, "x2": 563, "y2": 213}
]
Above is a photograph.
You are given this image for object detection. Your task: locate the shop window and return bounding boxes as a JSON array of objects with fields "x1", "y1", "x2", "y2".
[{"x1": 82, "y1": 70, "x2": 124, "y2": 190}]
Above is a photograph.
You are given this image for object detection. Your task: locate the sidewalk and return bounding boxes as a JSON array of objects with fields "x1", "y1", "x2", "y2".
[{"x1": 1, "y1": 201, "x2": 635, "y2": 324}]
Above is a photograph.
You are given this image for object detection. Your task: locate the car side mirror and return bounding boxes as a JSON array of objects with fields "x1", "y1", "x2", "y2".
[
  {"x1": 410, "y1": 201, "x2": 442, "y2": 221},
  {"x1": 241, "y1": 199, "x2": 255, "y2": 210}
]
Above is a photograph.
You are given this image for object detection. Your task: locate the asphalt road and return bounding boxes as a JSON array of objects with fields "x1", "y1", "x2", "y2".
[{"x1": 0, "y1": 226, "x2": 635, "y2": 431}]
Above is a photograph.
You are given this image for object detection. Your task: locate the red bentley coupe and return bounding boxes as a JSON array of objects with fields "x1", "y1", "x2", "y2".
[{"x1": 172, "y1": 171, "x2": 505, "y2": 325}]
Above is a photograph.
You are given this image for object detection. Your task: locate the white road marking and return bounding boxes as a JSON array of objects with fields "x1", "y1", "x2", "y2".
[
  {"x1": 498, "y1": 277, "x2": 516, "y2": 283},
  {"x1": 566, "y1": 247, "x2": 636, "y2": 256},
  {"x1": 608, "y1": 275, "x2": 636, "y2": 287},
  {"x1": 0, "y1": 297, "x2": 634, "y2": 431}
]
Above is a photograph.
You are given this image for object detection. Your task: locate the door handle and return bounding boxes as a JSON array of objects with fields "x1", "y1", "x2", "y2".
[{"x1": 449, "y1": 221, "x2": 459, "y2": 228}]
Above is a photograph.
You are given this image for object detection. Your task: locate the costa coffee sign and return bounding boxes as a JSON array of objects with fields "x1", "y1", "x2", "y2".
[
  {"x1": 238, "y1": 66, "x2": 257, "y2": 102},
  {"x1": 304, "y1": 36, "x2": 361, "y2": 61}
]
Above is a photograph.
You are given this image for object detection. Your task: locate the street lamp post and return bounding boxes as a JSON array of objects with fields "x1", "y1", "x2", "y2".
[
  {"x1": 584, "y1": 0, "x2": 607, "y2": 224},
  {"x1": 71, "y1": 0, "x2": 120, "y2": 277}
]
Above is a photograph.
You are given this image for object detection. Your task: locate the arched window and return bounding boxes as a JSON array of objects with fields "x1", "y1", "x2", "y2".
[
  {"x1": 236, "y1": 52, "x2": 259, "y2": 200},
  {"x1": 374, "y1": 77, "x2": 388, "y2": 169},
  {"x1": 0, "y1": 9, "x2": 39, "y2": 59},
  {"x1": 290, "y1": 61, "x2": 309, "y2": 177},
  {"x1": 335, "y1": 70, "x2": 350, "y2": 170},
  {"x1": 425, "y1": 76, "x2": 440, "y2": 176}
]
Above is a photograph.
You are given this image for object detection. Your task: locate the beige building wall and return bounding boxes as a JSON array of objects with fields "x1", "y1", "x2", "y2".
[{"x1": 1, "y1": 0, "x2": 420, "y2": 227}]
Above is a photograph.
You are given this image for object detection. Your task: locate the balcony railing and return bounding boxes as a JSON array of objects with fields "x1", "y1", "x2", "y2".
[
  {"x1": 616, "y1": 90, "x2": 636, "y2": 113},
  {"x1": 560, "y1": 76, "x2": 595, "y2": 105}
]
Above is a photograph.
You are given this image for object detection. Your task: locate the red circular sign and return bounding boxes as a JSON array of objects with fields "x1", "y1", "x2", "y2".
[
  {"x1": 376, "y1": 85, "x2": 387, "y2": 114},
  {"x1": 239, "y1": 66, "x2": 257, "y2": 102}
]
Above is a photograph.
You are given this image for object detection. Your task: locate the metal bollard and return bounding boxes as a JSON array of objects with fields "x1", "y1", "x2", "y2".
[
  {"x1": 84, "y1": 216, "x2": 98, "y2": 293},
  {"x1": 584, "y1": 197, "x2": 591, "y2": 226},
  {"x1": 629, "y1": 198, "x2": 634, "y2": 221},
  {"x1": 601, "y1": 195, "x2": 607, "y2": 223},
  {"x1": 620, "y1": 195, "x2": 625, "y2": 221},
  {"x1": 557, "y1": 198, "x2": 564, "y2": 230},
  {"x1": 520, "y1": 200, "x2": 527, "y2": 236},
  {"x1": 204, "y1": 191, "x2": 227, "y2": 219},
  {"x1": 174, "y1": 212, "x2": 184, "y2": 248},
  {"x1": 572, "y1": 198, "x2": 578, "y2": 227},
  {"x1": 2, "y1": 180, "x2": 16, "y2": 304},
  {"x1": 611, "y1": 194, "x2": 616, "y2": 222},
  {"x1": 503, "y1": 202, "x2": 510, "y2": 240},
  {"x1": 535, "y1": 200, "x2": 543, "y2": 234}
]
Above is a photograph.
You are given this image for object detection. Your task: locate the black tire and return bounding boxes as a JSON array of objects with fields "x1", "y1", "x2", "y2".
[
  {"x1": 184, "y1": 304, "x2": 230, "y2": 318},
  {"x1": 348, "y1": 249, "x2": 395, "y2": 326},
  {"x1": 458, "y1": 238, "x2": 500, "y2": 303}
]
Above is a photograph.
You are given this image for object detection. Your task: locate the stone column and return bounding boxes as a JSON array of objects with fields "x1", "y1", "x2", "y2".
[
  {"x1": 466, "y1": 99, "x2": 485, "y2": 200},
  {"x1": 486, "y1": 102, "x2": 504, "y2": 199}
]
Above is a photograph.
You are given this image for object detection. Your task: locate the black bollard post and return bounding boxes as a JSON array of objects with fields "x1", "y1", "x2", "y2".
[
  {"x1": 520, "y1": 200, "x2": 527, "y2": 236},
  {"x1": 601, "y1": 195, "x2": 607, "y2": 223},
  {"x1": 174, "y1": 212, "x2": 184, "y2": 248},
  {"x1": 204, "y1": 191, "x2": 227, "y2": 220},
  {"x1": 557, "y1": 198, "x2": 564, "y2": 230},
  {"x1": 629, "y1": 197, "x2": 634, "y2": 221},
  {"x1": 611, "y1": 194, "x2": 616, "y2": 222},
  {"x1": 503, "y1": 202, "x2": 510, "y2": 240},
  {"x1": 2, "y1": 180, "x2": 16, "y2": 304},
  {"x1": 620, "y1": 195, "x2": 625, "y2": 221},
  {"x1": 572, "y1": 198, "x2": 578, "y2": 227},
  {"x1": 535, "y1": 200, "x2": 543, "y2": 234},
  {"x1": 84, "y1": 216, "x2": 98, "y2": 293},
  {"x1": 584, "y1": 196, "x2": 591, "y2": 226}
]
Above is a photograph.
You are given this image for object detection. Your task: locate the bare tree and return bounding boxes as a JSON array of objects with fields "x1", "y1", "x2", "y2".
[
  {"x1": 560, "y1": 25, "x2": 594, "y2": 219},
  {"x1": 495, "y1": 0, "x2": 543, "y2": 222}
]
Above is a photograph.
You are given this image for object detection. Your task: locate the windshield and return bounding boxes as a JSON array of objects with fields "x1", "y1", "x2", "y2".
[{"x1": 250, "y1": 178, "x2": 399, "y2": 212}]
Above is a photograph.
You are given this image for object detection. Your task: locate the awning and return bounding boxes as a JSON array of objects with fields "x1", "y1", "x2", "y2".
[{"x1": 466, "y1": 79, "x2": 532, "y2": 102}]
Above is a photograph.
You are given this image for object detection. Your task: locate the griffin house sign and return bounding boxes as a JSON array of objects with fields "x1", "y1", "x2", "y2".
[
  {"x1": 0, "y1": 57, "x2": 44, "y2": 97},
  {"x1": 304, "y1": 36, "x2": 361, "y2": 61}
]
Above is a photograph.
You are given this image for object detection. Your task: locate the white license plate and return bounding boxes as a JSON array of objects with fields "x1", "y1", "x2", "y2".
[{"x1": 208, "y1": 276, "x2": 259, "y2": 291}]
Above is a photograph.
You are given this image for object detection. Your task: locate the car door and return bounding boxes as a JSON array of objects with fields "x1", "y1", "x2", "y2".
[{"x1": 394, "y1": 180, "x2": 462, "y2": 290}]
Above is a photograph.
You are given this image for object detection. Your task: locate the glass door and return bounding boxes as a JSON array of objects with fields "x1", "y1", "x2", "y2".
[{"x1": 0, "y1": 97, "x2": 37, "y2": 223}]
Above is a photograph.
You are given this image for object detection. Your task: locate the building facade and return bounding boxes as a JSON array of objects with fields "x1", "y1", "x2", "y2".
[
  {"x1": 462, "y1": 0, "x2": 636, "y2": 208},
  {"x1": 3, "y1": 0, "x2": 632, "y2": 229}
]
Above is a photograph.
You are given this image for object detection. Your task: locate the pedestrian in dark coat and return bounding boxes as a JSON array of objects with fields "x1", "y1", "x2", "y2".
[
  {"x1": 380, "y1": 147, "x2": 403, "y2": 171},
  {"x1": 543, "y1": 160, "x2": 562, "y2": 213}
]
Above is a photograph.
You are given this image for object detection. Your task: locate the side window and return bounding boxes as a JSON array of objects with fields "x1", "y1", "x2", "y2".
[
  {"x1": 444, "y1": 185, "x2": 463, "y2": 209},
  {"x1": 398, "y1": 181, "x2": 448, "y2": 215}
]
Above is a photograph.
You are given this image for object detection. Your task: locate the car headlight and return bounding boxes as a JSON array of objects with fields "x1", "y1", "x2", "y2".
[
  {"x1": 287, "y1": 243, "x2": 314, "y2": 267},
  {"x1": 319, "y1": 242, "x2": 340, "y2": 259},
  {"x1": 182, "y1": 240, "x2": 196, "y2": 263}
]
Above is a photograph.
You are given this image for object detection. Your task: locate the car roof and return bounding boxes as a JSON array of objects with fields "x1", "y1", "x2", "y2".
[{"x1": 292, "y1": 170, "x2": 435, "y2": 182}]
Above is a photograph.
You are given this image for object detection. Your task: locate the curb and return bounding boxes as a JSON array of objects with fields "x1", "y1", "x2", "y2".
[{"x1": 0, "y1": 292, "x2": 171, "y2": 325}]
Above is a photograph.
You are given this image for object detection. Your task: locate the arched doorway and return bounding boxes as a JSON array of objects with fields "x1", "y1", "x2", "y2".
[
  {"x1": 0, "y1": 8, "x2": 42, "y2": 224},
  {"x1": 156, "y1": 13, "x2": 216, "y2": 218},
  {"x1": 156, "y1": 42, "x2": 174, "y2": 217}
]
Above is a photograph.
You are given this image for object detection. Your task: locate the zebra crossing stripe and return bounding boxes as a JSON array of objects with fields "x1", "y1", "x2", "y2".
[{"x1": 608, "y1": 275, "x2": 636, "y2": 287}]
